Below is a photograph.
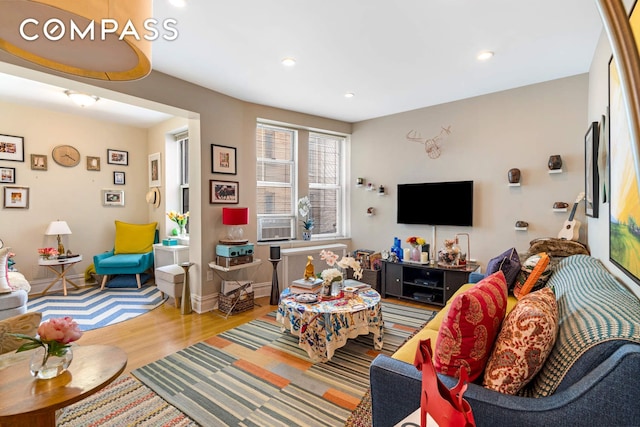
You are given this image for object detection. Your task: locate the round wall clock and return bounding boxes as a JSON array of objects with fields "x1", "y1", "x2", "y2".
[{"x1": 52, "y1": 145, "x2": 81, "y2": 167}]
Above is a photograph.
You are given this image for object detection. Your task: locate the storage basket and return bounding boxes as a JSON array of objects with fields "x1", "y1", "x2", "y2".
[{"x1": 219, "y1": 290, "x2": 254, "y2": 315}]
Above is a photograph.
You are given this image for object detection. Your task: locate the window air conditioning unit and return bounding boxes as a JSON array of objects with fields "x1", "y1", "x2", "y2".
[{"x1": 258, "y1": 217, "x2": 295, "y2": 241}]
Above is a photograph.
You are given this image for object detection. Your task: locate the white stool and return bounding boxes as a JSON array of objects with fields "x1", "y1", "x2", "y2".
[{"x1": 155, "y1": 264, "x2": 184, "y2": 308}]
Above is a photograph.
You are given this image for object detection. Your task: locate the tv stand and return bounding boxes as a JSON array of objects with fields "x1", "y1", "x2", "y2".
[{"x1": 382, "y1": 260, "x2": 480, "y2": 306}]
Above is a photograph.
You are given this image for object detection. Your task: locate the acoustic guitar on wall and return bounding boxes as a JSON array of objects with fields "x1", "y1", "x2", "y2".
[{"x1": 558, "y1": 192, "x2": 586, "y2": 241}]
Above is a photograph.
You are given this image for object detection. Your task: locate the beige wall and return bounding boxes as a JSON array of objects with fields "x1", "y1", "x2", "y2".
[
  {"x1": 0, "y1": 100, "x2": 159, "y2": 284},
  {"x1": 350, "y1": 75, "x2": 588, "y2": 268}
]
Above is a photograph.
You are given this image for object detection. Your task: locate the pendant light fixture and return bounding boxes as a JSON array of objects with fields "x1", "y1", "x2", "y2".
[{"x1": 0, "y1": 0, "x2": 152, "y2": 81}]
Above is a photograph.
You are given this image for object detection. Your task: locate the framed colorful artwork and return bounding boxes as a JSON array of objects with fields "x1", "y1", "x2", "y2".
[
  {"x1": 0, "y1": 167, "x2": 15, "y2": 184},
  {"x1": 211, "y1": 144, "x2": 237, "y2": 175},
  {"x1": 608, "y1": 1, "x2": 640, "y2": 285},
  {"x1": 148, "y1": 152, "x2": 161, "y2": 187},
  {"x1": 210, "y1": 180, "x2": 238, "y2": 204},
  {"x1": 0, "y1": 134, "x2": 24, "y2": 162},
  {"x1": 3, "y1": 186, "x2": 29, "y2": 209},
  {"x1": 107, "y1": 149, "x2": 128, "y2": 166}
]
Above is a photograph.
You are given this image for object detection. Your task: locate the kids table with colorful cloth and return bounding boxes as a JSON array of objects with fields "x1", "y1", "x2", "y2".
[{"x1": 276, "y1": 287, "x2": 384, "y2": 362}]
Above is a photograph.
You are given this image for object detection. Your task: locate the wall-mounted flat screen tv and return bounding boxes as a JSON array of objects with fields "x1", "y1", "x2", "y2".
[{"x1": 397, "y1": 180, "x2": 473, "y2": 226}]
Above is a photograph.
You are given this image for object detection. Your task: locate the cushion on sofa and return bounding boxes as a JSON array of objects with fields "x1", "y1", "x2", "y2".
[
  {"x1": 0, "y1": 311, "x2": 42, "y2": 355},
  {"x1": 113, "y1": 221, "x2": 158, "y2": 255},
  {"x1": 483, "y1": 287, "x2": 558, "y2": 394},
  {"x1": 513, "y1": 252, "x2": 552, "y2": 299},
  {"x1": 486, "y1": 248, "x2": 521, "y2": 290},
  {"x1": 0, "y1": 248, "x2": 11, "y2": 293},
  {"x1": 433, "y1": 271, "x2": 508, "y2": 381}
]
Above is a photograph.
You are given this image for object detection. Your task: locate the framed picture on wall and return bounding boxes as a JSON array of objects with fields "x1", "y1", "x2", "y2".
[
  {"x1": 211, "y1": 144, "x2": 237, "y2": 175},
  {"x1": 102, "y1": 189, "x2": 125, "y2": 206},
  {"x1": 584, "y1": 121, "x2": 599, "y2": 218},
  {"x1": 114, "y1": 171, "x2": 125, "y2": 185},
  {"x1": 87, "y1": 156, "x2": 100, "y2": 171},
  {"x1": 608, "y1": 6, "x2": 640, "y2": 286},
  {"x1": 107, "y1": 149, "x2": 128, "y2": 166},
  {"x1": 210, "y1": 180, "x2": 239, "y2": 204},
  {"x1": 30, "y1": 154, "x2": 47, "y2": 171},
  {"x1": 0, "y1": 167, "x2": 15, "y2": 184},
  {"x1": 3, "y1": 186, "x2": 29, "y2": 209},
  {"x1": 0, "y1": 134, "x2": 24, "y2": 162},
  {"x1": 148, "y1": 152, "x2": 161, "y2": 187}
]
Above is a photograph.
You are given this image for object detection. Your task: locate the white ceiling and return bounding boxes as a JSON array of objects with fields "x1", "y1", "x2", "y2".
[{"x1": 0, "y1": 1, "x2": 605, "y2": 126}]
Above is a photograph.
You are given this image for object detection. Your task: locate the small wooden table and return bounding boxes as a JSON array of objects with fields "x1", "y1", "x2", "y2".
[
  {"x1": 0, "y1": 344, "x2": 127, "y2": 427},
  {"x1": 38, "y1": 255, "x2": 83, "y2": 296}
]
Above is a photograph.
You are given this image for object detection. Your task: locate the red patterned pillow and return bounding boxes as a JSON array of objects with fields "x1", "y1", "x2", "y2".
[
  {"x1": 434, "y1": 271, "x2": 508, "y2": 381},
  {"x1": 483, "y1": 287, "x2": 558, "y2": 394}
]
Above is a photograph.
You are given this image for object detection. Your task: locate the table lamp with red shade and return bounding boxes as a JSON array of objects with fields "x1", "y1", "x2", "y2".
[{"x1": 221, "y1": 207, "x2": 249, "y2": 244}]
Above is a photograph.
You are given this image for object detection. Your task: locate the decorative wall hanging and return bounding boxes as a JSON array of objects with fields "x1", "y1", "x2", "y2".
[
  {"x1": 30, "y1": 154, "x2": 47, "y2": 171},
  {"x1": 87, "y1": 156, "x2": 100, "y2": 171},
  {"x1": 148, "y1": 152, "x2": 161, "y2": 187},
  {"x1": 102, "y1": 189, "x2": 125, "y2": 206},
  {"x1": 406, "y1": 125, "x2": 452, "y2": 159},
  {"x1": 0, "y1": 167, "x2": 15, "y2": 184},
  {"x1": 585, "y1": 121, "x2": 600, "y2": 218},
  {"x1": 3, "y1": 186, "x2": 29, "y2": 209},
  {"x1": 211, "y1": 144, "x2": 237, "y2": 175},
  {"x1": 210, "y1": 180, "x2": 239, "y2": 204},
  {"x1": 107, "y1": 149, "x2": 128, "y2": 166},
  {"x1": 0, "y1": 134, "x2": 24, "y2": 162}
]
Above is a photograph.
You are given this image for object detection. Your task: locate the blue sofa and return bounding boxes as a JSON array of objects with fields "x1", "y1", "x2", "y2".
[{"x1": 370, "y1": 255, "x2": 640, "y2": 426}]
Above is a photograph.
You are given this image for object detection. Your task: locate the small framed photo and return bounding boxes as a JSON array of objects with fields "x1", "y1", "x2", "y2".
[
  {"x1": 107, "y1": 149, "x2": 128, "y2": 166},
  {"x1": 3, "y1": 186, "x2": 29, "y2": 209},
  {"x1": 87, "y1": 156, "x2": 100, "y2": 171},
  {"x1": 113, "y1": 171, "x2": 125, "y2": 185},
  {"x1": 0, "y1": 134, "x2": 24, "y2": 162},
  {"x1": 30, "y1": 154, "x2": 47, "y2": 170},
  {"x1": 210, "y1": 180, "x2": 239, "y2": 204},
  {"x1": 211, "y1": 144, "x2": 237, "y2": 175},
  {"x1": 0, "y1": 167, "x2": 15, "y2": 184},
  {"x1": 148, "y1": 152, "x2": 161, "y2": 187},
  {"x1": 102, "y1": 189, "x2": 125, "y2": 206}
]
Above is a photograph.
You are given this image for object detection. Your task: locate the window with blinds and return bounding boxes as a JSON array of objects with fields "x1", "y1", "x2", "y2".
[
  {"x1": 256, "y1": 122, "x2": 347, "y2": 241},
  {"x1": 175, "y1": 132, "x2": 189, "y2": 230},
  {"x1": 309, "y1": 132, "x2": 344, "y2": 237}
]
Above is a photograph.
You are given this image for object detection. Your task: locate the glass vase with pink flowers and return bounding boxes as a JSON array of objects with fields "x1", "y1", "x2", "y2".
[{"x1": 11, "y1": 316, "x2": 83, "y2": 379}]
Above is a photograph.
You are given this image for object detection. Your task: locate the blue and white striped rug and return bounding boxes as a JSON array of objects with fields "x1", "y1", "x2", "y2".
[{"x1": 27, "y1": 286, "x2": 167, "y2": 331}]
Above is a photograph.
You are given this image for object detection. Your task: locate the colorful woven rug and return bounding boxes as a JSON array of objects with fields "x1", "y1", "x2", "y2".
[
  {"x1": 132, "y1": 302, "x2": 436, "y2": 427},
  {"x1": 56, "y1": 375, "x2": 197, "y2": 426},
  {"x1": 27, "y1": 286, "x2": 167, "y2": 331}
]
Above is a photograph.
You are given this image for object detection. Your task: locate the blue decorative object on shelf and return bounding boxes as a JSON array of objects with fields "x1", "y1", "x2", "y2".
[{"x1": 391, "y1": 237, "x2": 403, "y2": 262}]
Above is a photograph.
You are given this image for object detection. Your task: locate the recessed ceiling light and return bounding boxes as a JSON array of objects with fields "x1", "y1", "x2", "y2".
[
  {"x1": 65, "y1": 90, "x2": 100, "y2": 107},
  {"x1": 281, "y1": 57, "x2": 296, "y2": 67},
  {"x1": 344, "y1": 92, "x2": 355, "y2": 98},
  {"x1": 477, "y1": 51, "x2": 494, "y2": 61},
  {"x1": 169, "y1": 0, "x2": 187, "y2": 7}
]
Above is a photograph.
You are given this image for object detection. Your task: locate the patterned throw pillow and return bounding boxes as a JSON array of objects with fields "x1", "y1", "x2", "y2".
[
  {"x1": 0, "y1": 247, "x2": 11, "y2": 293},
  {"x1": 486, "y1": 248, "x2": 521, "y2": 290},
  {"x1": 513, "y1": 253, "x2": 551, "y2": 299},
  {"x1": 0, "y1": 312, "x2": 42, "y2": 355},
  {"x1": 483, "y1": 287, "x2": 558, "y2": 394},
  {"x1": 434, "y1": 271, "x2": 508, "y2": 381}
]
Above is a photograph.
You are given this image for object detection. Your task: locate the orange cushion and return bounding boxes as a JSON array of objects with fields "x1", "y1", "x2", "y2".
[
  {"x1": 513, "y1": 252, "x2": 550, "y2": 299},
  {"x1": 483, "y1": 287, "x2": 558, "y2": 394},
  {"x1": 434, "y1": 271, "x2": 508, "y2": 381}
]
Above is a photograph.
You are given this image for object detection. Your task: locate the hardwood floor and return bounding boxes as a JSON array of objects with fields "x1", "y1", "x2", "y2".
[{"x1": 75, "y1": 294, "x2": 436, "y2": 374}]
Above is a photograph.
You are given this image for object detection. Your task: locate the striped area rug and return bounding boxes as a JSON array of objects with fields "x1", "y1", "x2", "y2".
[
  {"x1": 27, "y1": 286, "x2": 167, "y2": 331},
  {"x1": 132, "y1": 302, "x2": 436, "y2": 427},
  {"x1": 56, "y1": 375, "x2": 198, "y2": 426}
]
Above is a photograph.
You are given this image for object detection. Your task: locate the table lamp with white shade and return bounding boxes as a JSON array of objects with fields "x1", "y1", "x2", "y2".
[{"x1": 45, "y1": 220, "x2": 72, "y2": 255}]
